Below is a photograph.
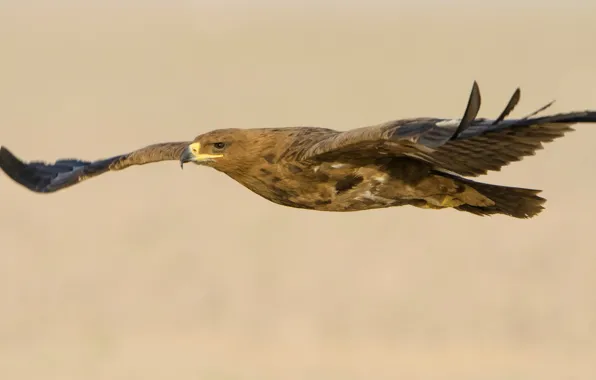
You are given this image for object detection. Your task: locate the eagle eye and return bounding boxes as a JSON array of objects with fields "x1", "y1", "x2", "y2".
[{"x1": 213, "y1": 142, "x2": 227, "y2": 150}]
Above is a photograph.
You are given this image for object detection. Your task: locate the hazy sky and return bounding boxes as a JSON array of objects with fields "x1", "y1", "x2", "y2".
[{"x1": 1, "y1": 0, "x2": 595, "y2": 8}]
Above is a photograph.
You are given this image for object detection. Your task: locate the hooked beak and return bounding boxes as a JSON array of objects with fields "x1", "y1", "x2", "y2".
[
  {"x1": 179, "y1": 142, "x2": 223, "y2": 169},
  {"x1": 179, "y1": 144, "x2": 196, "y2": 168}
]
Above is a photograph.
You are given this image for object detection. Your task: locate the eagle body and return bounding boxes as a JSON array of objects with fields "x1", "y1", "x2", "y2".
[
  {"x1": 222, "y1": 156, "x2": 410, "y2": 211},
  {"x1": 222, "y1": 153, "x2": 488, "y2": 212},
  {"x1": 2, "y1": 82, "x2": 595, "y2": 218}
]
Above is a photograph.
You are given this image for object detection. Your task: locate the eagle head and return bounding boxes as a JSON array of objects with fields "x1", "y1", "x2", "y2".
[{"x1": 179, "y1": 128, "x2": 275, "y2": 171}]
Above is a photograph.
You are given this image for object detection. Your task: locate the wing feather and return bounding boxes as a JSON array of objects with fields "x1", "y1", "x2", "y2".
[
  {"x1": 292, "y1": 82, "x2": 596, "y2": 177},
  {"x1": 0, "y1": 142, "x2": 189, "y2": 193}
]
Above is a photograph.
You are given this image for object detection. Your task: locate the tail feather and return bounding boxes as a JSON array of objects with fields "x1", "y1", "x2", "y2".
[{"x1": 456, "y1": 179, "x2": 546, "y2": 218}]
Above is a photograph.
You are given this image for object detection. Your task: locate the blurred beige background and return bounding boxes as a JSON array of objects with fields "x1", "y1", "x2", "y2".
[{"x1": 1, "y1": 2, "x2": 596, "y2": 379}]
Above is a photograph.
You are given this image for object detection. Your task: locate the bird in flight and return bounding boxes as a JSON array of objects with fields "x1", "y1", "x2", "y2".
[{"x1": 1, "y1": 82, "x2": 594, "y2": 218}]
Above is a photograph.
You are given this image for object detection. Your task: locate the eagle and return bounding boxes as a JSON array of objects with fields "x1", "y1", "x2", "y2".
[{"x1": 1, "y1": 82, "x2": 594, "y2": 218}]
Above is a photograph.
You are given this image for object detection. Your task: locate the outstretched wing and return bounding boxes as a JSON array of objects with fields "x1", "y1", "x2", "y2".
[
  {"x1": 292, "y1": 82, "x2": 596, "y2": 176},
  {"x1": 0, "y1": 141, "x2": 189, "y2": 193}
]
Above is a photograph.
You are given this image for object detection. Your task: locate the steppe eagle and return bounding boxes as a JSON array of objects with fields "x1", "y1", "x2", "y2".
[{"x1": 2, "y1": 82, "x2": 595, "y2": 218}]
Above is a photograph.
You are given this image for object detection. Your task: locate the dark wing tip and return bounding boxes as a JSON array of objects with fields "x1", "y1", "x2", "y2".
[
  {"x1": 0, "y1": 146, "x2": 30, "y2": 187},
  {"x1": 1, "y1": 146, "x2": 19, "y2": 167},
  {"x1": 451, "y1": 80, "x2": 482, "y2": 140},
  {"x1": 492, "y1": 87, "x2": 521, "y2": 125},
  {"x1": 0, "y1": 146, "x2": 48, "y2": 192},
  {"x1": 521, "y1": 99, "x2": 557, "y2": 120}
]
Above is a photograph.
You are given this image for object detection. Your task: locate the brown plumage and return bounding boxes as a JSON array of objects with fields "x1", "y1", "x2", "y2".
[{"x1": 1, "y1": 82, "x2": 595, "y2": 218}]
